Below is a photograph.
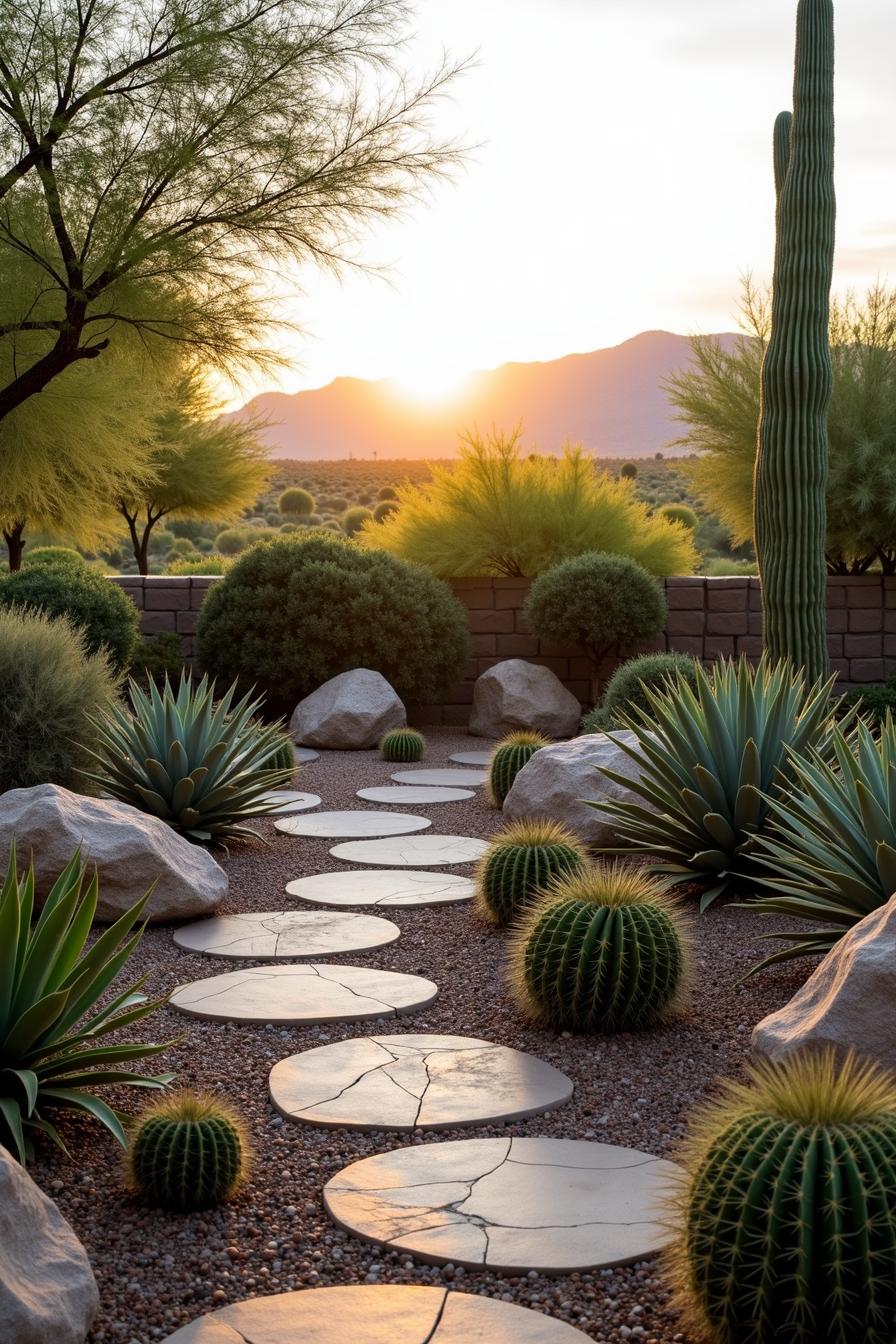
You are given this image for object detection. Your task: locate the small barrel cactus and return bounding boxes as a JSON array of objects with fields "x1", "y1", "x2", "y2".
[
  {"x1": 476, "y1": 819, "x2": 585, "y2": 927},
  {"x1": 488, "y1": 730, "x2": 549, "y2": 805},
  {"x1": 670, "y1": 1051, "x2": 896, "y2": 1344},
  {"x1": 380, "y1": 727, "x2": 425, "y2": 762},
  {"x1": 128, "y1": 1092, "x2": 249, "y2": 1213},
  {"x1": 511, "y1": 863, "x2": 689, "y2": 1032},
  {"x1": 263, "y1": 729, "x2": 296, "y2": 776}
]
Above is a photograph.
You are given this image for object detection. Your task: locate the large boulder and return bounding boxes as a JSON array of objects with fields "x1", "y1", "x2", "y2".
[
  {"x1": 469, "y1": 659, "x2": 582, "y2": 740},
  {"x1": 753, "y1": 896, "x2": 896, "y2": 1072},
  {"x1": 0, "y1": 1145, "x2": 98, "y2": 1344},
  {"x1": 290, "y1": 668, "x2": 406, "y2": 749},
  {"x1": 503, "y1": 731, "x2": 653, "y2": 847},
  {"x1": 0, "y1": 784, "x2": 228, "y2": 923}
]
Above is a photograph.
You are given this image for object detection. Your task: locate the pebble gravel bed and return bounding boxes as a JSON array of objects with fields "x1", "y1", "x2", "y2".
[{"x1": 30, "y1": 728, "x2": 812, "y2": 1343}]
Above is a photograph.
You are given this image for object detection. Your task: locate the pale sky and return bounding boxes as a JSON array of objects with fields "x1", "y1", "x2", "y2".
[{"x1": 245, "y1": 0, "x2": 896, "y2": 405}]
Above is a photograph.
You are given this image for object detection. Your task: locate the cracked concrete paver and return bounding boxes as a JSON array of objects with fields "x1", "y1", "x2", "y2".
[
  {"x1": 329, "y1": 835, "x2": 489, "y2": 867},
  {"x1": 172, "y1": 910, "x2": 400, "y2": 959},
  {"x1": 284, "y1": 869, "x2": 475, "y2": 907},
  {"x1": 275, "y1": 810, "x2": 432, "y2": 839}
]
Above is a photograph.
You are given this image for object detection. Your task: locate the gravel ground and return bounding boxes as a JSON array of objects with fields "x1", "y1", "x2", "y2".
[{"x1": 31, "y1": 728, "x2": 811, "y2": 1344}]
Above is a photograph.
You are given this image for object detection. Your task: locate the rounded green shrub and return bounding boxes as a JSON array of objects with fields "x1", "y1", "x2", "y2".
[
  {"x1": 0, "y1": 564, "x2": 139, "y2": 669},
  {"x1": 373, "y1": 499, "x2": 399, "y2": 522},
  {"x1": 279, "y1": 487, "x2": 315, "y2": 516},
  {"x1": 168, "y1": 536, "x2": 198, "y2": 558},
  {"x1": 476, "y1": 819, "x2": 586, "y2": 927},
  {"x1": 377, "y1": 485, "x2": 398, "y2": 501},
  {"x1": 214, "y1": 527, "x2": 251, "y2": 555},
  {"x1": 129, "y1": 632, "x2": 186, "y2": 688},
  {"x1": 524, "y1": 553, "x2": 666, "y2": 665},
  {"x1": 148, "y1": 527, "x2": 176, "y2": 554},
  {"x1": 342, "y1": 505, "x2": 374, "y2": 536},
  {"x1": 670, "y1": 1052, "x2": 896, "y2": 1344},
  {"x1": 0, "y1": 607, "x2": 120, "y2": 792},
  {"x1": 583, "y1": 652, "x2": 701, "y2": 732},
  {"x1": 657, "y1": 502, "x2": 698, "y2": 530},
  {"x1": 21, "y1": 545, "x2": 87, "y2": 570},
  {"x1": 196, "y1": 534, "x2": 470, "y2": 713},
  {"x1": 620, "y1": 462, "x2": 638, "y2": 479},
  {"x1": 488, "y1": 730, "x2": 549, "y2": 805},
  {"x1": 511, "y1": 863, "x2": 689, "y2": 1031},
  {"x1": 165, "y1": 554, "x2": 231, "y2": 576},
  {"x1": 380, "y1": 727, "x2": 425, "y2": 762},
  {"x1": 128, "y1": 1091, "x2": 248, "y2": 1213}
]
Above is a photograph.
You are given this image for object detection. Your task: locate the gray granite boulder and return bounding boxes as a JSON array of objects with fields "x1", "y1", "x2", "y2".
[
  {"x1": 290, "y1": 669, "x2": 406, "y2": 749},
  {"x1": 753, "y1": 896, "x2": 896, "y2": 1071},
  {"x1": 469, "y1": 660, "x2": 581, "y2": 740},
  {"x1": 0, "y1": 784, "x2": 228, "y2": 923},
  {"x1": 0, "y1": 1145, "x2": 98, "y2": 1344},
  {"x1": 503, "y1": 731, "x2": 652, "y2": 847}
]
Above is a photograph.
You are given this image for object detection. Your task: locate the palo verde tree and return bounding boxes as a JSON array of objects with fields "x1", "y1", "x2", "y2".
[
  {"x1": 116, "y1": 369, "x2": 271, "y2": 574},
  {"x1": 753, "y1": 0, "x2": 836, "y2": 680},
  {"x1": 0, "y1": 0, "x2": 465, "y2": 434}
]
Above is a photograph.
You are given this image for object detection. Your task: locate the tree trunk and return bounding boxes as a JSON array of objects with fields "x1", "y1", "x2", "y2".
[{"x1": 3, "y1": 521, "x2": 26, "y2": 571}]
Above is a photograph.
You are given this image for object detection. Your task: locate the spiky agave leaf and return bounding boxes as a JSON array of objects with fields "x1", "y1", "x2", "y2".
[
  {"x1": 0, "y1": 844, "x2": 174, "y2": 1164},
  {"x1": 589, "y1": 655, "x2": 842, "y2": 908},
  {"x1": 82, "y1": 672, "x2": 295, "y2": 842}
]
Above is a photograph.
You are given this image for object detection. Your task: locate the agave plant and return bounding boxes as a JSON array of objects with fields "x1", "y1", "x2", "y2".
[
  {"x1": 591, "y1": 656, "x2": 842, "y2": 909},
  {"x1": 746, "y1": 715, "x2": 896, "y2": 972},
  {"x1": 84, "y1": 674, "x2": 295, "y2": 842},
  {"x1": 0, "y1": 845, "x2": 173, "y2": 1163}
]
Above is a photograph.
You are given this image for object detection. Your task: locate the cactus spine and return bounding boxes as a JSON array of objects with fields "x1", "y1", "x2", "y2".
[
  {"x1": 379, "y1": 727, "x2": 425, "y2": 762},
  {"x1": 670, "y1": 1052, "x2": 896, "y2": 1344},
  {"x1": 488, "y1": 730, "x2": 549, "y2": 805},
  {"x1": 128, "y1": 1092, "x2": 248, "y2": 1213},
  {"x1": 754, "y1": 0, "x2": 835, "y2": 680},
  {"x1": 476, "y1": 819, "x2": 585, "y2": 926}
]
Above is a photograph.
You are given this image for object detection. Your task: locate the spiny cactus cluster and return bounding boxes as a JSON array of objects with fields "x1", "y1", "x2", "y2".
[
  {"x1": 264, "y1": 729, "x2": 296, "y2": 776},
  {"x1": 488, "y1": 730, "x2": 549, "y2": 805},
  {"x1": 128, "y1": 1091, "x2": 248, "y2": 1213},
  {"x1": 476, "y1": 819, "x2": 585, "y2": 927},
  {"x1": 511, "y1": 864, "x2": 690, "y2": 1032},
  {"x1": 671, "y1": 1051, "x2": 896, "y2": 1344},
  {"x1": 380, "y1": 727, "x2": 425, "y2": 762}
]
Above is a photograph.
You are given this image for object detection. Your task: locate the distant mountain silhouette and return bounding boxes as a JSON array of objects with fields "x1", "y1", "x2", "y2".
[{"x1": 236, "y1": 329, "x2": 739, "y2": 460}]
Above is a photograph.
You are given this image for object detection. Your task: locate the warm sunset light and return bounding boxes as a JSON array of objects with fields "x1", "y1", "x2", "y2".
[{"x1": 389, "y1": 365, "x2": 472, "y2": 405}]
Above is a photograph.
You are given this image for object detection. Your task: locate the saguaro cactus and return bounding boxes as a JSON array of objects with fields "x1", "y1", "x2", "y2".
[{"x1": 754, "y1": 0, "x2": 835, "y2": 681}]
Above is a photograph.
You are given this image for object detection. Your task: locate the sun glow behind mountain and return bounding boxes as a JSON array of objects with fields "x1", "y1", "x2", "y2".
[{"x1": 388, "y1": 365, "x2": 473, "y2": 405}]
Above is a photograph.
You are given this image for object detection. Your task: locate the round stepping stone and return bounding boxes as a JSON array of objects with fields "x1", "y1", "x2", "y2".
[
  {"x1": 261, "y1": 790, "x2": 321, "y2": 814},
  {"x1": 294, "y1": 747, "x2": 319, "y2": 763},
  {"x1": 330, "y1": 834, "x2": 489, "y2": 867},
  {"x1": 449, "y1": 750, "x2": 493, "y2": 766},
  {"x1": 270, "y1": 1033, "x2": 573, "y2": 1131},
  {"x1": 325, "y1": 1137, "x2": 681, "y2": 1274},
  {"x1": 160, "y1": 1285, "x2": 593, "y2": 1344},
  {"x1": 356, "y1": 785, "x2": 474, "y2": 805},
  {"x1": 172, "y1": 910, "x2": 400, "y2": 960},
  {"x1": 170, "y1": 964, "x2": 437, "y2": 1025},
  {"x1": 275, "y1": 810, "x2": 431, "y2": 839},
  {"x1": 391, "y1": 768, "x2": 486, "y2": 787},
  {"x1": 286, "y1": 870, "x2": 475, "y2": 908}
]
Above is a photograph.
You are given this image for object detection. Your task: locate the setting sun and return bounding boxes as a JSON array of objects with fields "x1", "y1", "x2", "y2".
[{"x1": 389, "y1": 365, "x2": 472, "y2": 405}]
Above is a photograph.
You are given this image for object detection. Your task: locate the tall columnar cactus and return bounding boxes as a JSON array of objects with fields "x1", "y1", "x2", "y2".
[
  {"x1": 488, "y1": 730, "x2": 549, "y2": 805},
  {"x1": 754, "y1": 0, "x2": 835, "y2": 681},
  {"x1": 128, "y1": 1092, "x2": 248, "y2": 1213}
]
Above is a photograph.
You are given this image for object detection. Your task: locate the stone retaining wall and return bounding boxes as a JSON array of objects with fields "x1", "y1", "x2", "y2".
[{"x1": 110, "y1": 573, "x2": 896, "y2": 726}]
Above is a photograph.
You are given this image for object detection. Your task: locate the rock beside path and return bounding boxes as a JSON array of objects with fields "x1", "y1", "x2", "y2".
[
  {"x1": 290, "y1": 669, "x2": 405, "y2": 749},
  {"x1": 503, "y1": 731, "x2": 653, "y2": 847},
  {"x1": 753, "y1": 896, "x2": 896, "y2": 1071},
  {"x1": 0, "y1": 784, "x2": 228, "y2": 922},
  {"x1": 469, "y1": 660, "x2": 581, "y2": 740},
  {"x1": 0, "y1": 1146, "x2": 98, "y2": 1344}
]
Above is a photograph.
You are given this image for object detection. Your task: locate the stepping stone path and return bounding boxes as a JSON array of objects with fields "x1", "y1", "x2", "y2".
[
  {"x1": 286, "y1": 870, "x2": 475, "y2": 908},
  {"x1": 170, "y1": 964, "x2": 437, "y2": 1025},
  {"x1": 330, "y1": 834, "x2": 489, "y2": 866},
  {"x1": 294, "y1": 747, "x2": 319, "y2": 764},
  {"x1": 160, "y1": 1285, "x2": 593, "y2": 1343},
  {"x1": 356, "y1": 785, "x2": 474, "y2": 804},
  {"x1": 269, "y1": 1034, "x2": 573, "y2": 1131},
  {"x1": 172, "y1": 910, "x2": 400, "y2": 960},
  {"x1": 324, "y1": 1136, "x2": 682, "y2": 1274},
  {"x1": 275, "y1": 810, "x2": 431, "y2": 839},
  {"x1": 449, "y1": 750, "x2": 493, "y2": 766},
  {"x1": 391, "y1": 768, "x2": 487, "y2": 787},
  {"x1": 261, "y1": 790, "x2": 322, "y2": 814}
]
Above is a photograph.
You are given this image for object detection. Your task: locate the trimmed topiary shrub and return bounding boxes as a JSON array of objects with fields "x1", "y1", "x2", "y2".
[
  {"x1": 488, "y1": 730, "x2": 549, "y2": 805},
  {"x1": 524, "y1": 552, "x2": 666, "y2": 666},
  {"x1": 0, "y1": 563, "x2": 139, "y2": 669},
  {"x1": 582, "y1": 652, "x2": 701, "y2": 732},
  {"x1": 0, "y1": 607, "x2": 120, "y2": 793},
  {"x1": 510, "y1": 863, "x2": 690, "y2": 1032},
  {"x1": 380, "y1": 727, "x2": 425, "y2": 762},
  {"x1": 373, "y1": 499, "x2": 399, "y2": 522},
  {"x1": 196, "y1": 534, "x2": 470, "y2": 713},
  {"x1": 669, "y1": 1051, "x2": 896, "y2": 1344},
  {"x1": 20, "y1": 545, "x2": 88, "y2": 570},
  {"x1": 377, "y1": 485, "x2": 398, "y2": 501},
  {"x1": 657, "y1": 502, "x2": 698, "y2": 530},
  {"x1": 342, "y1": 505, "x2": 374, "y2": 536},
  {"x1": 128, "y1": 1091, "x2": 249, "y2": 1213},
  {"x1": 476, "y1": 819, "x2": 586, "y2": 927},
  {"x1": 164, "y1": 555, "x2": 230, "y2": 576},
  {"x1": 279, "y1": 487, "x2": 315, "y2": 516}
]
